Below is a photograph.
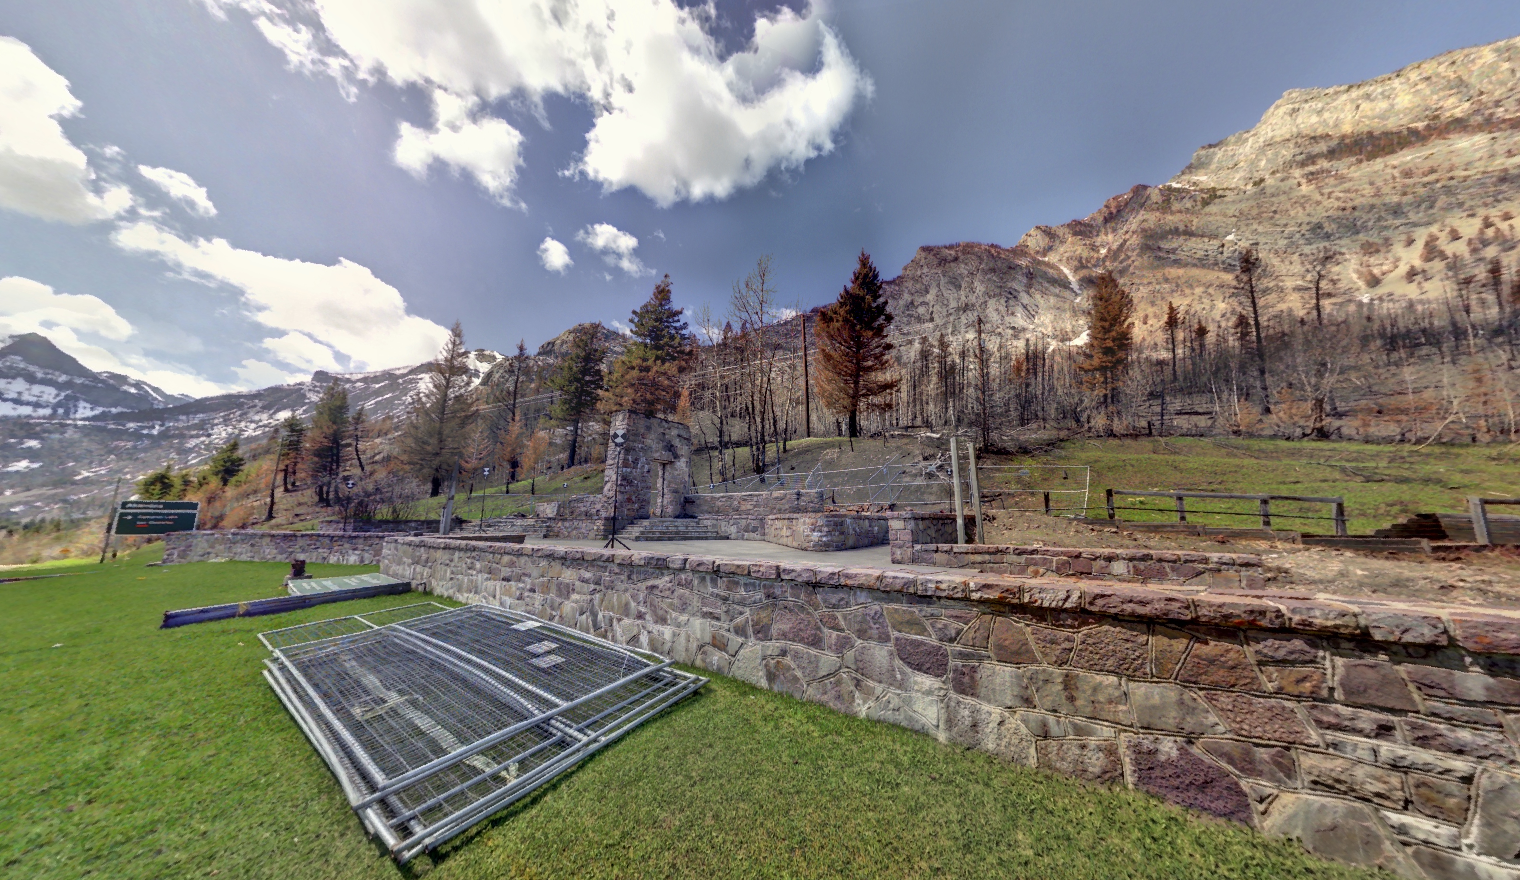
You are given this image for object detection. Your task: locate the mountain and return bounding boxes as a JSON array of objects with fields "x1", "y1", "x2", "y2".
[
  {"x1": 1015, "y1": 35, "x2": 1520, "y2": 330},
  {"x1": 0, "y1": 338, "x2": 502, "y2": 521},
  {"x1": 880, "y1": 243, "x2": 1088, "y2": 346},
  {"x1": 882, "y1": 36, "x2": 1520, "y2": 340},
  {"x1": 0, "y1": 333, "x2": 191, "y2": 418}
]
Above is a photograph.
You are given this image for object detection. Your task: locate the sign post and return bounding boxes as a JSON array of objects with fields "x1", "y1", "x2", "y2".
[
  {"x1": 604, "y1": 429, "x2": 630, "y2": 550},
  {"x1": 115, "y1": 500, "x2": 200, "y2": 536}
]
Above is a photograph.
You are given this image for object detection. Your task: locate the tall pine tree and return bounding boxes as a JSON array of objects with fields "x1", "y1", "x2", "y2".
[
  {"x1": 815, "y1": 251, "x2": 897, "y2": 438},
  {"x1": 602, "y1": 274, "x2": 691, "y2": 417},
  {"x1": 304, "y1": 380, "x2": 351, "y2": 506},
  {"x1": 399, "y1": 322, "x2": 477, "y2": 495},
  {"x1": 548, "y1": 324, "x2": 606, "y2": 469},
  {"x1": 1076, "y1": 271, "x2": 1134, "y2": 431}
]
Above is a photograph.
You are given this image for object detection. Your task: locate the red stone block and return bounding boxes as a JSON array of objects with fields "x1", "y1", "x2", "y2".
[
  {"x1": 966, "y1": 575, "x2": 1020, "y2": 604},
  {"x1": 1446, "y1": 612, "x2": 1520, "y2": 655},
  {"x1": 1192, "y1": 594, "x2": 1288, "y2": 629},
  {"x1": 1276, "y1": 598, "x2": 1362, "y2": 635},
  {"x1": 1083, "y1": 585, "x2": 1193, "y2": 621},
  {"x1": 839, "y1": 568, "x2": 884, "y2": 589},
  {"x1": 1023, "y1": 581, "x2": 1083, "y2": 610}
]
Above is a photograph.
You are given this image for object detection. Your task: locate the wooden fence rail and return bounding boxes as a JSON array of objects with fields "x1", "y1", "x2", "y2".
[{"x1": 1105, "y1": 489, "x2": 1348, "y2": 536}]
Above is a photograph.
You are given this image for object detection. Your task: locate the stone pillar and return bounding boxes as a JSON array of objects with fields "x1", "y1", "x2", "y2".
[{"x1": 602, "y1": 411, "x2": 692, "y2": 522}]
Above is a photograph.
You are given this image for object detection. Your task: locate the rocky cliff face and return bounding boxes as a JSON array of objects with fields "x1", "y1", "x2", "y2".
[
  {"x1": 880, "y1": 242, "x2": 1088, "y2": 346},
  {"x1": 932, "y1": 35, "x2": 1520, "y2": 336}
]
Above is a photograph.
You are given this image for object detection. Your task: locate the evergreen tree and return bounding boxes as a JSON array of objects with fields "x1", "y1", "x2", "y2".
[
  {"x1": 137, "y1": 464, "x2": 179, "y2": 500},
  {"x1": 1076, "y1": 271, "x2": 1134, "y2": 429},
  {"x1": 548, "y1": 323, "x2": 606, "y2": 468},
  {"x1": 1163, "y1": 301, "x2": 1181, "y2": 381},
  {"x1": 603, "y1": 275, "x2": 691, "y2": 417},
  {"x1": 398, "y1": 322, "x2": 478, "y2": 495},
  {"x1": 815, "y1": 250, "x2": 898, "y2": 438},
  {"x1": 304, "y1": 380, "x2": 351, "y2": 506},
  {"x1": 206, "y1": 439, "x2": 245, "y2": 486},
  {"x1": 278, "y1": 415, "x2": 306, "y2": 492}
]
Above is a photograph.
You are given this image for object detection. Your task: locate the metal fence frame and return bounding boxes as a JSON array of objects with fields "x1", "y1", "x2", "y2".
[{"x1": 261, "y1": 603, "x2": 706, "y2": 863}]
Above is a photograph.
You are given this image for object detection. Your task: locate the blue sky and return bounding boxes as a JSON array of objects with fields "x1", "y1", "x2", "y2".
[{"x1": 2, "y1": 0, "x2": 1519, "y2": 397}]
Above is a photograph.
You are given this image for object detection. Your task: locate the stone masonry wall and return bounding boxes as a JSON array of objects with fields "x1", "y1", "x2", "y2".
[
  {"x1": 692, "y1": 515, "x2": 767, "y2": 540},
  {"x1": 383, "y1": 536, "x2": 1520, "y2": 880},
  {"x1": 533, "y1": 495, "x2": 606, "y2": 519},
  {"x1": 684, "y1": 490, "x2": 826, "y2": 517},
  {"x1": 909, "y1": 544, "x2": 1267, "y2": 589},
  {"x1": 162, "y1": 530, "x2": 391, "y2": 565},
  {"x1": 764, "y1": 514, "x2": 889, "y2": 551},
  {"x1": 603, "y1": 412, "x2": 691, "y2": 521},
  {"x1": 885, "y1": 510, "x2": 976, "y2": 554}
]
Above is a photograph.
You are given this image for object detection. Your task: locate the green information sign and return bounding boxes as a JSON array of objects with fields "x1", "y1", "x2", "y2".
[{"x1": 115, "y1": 500, "x2": 199, "y2": 535}]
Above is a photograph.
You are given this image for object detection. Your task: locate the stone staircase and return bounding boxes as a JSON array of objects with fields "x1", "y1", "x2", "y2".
[{"x1": 616, "y1": 518, "x2": 728, "y2": 542}]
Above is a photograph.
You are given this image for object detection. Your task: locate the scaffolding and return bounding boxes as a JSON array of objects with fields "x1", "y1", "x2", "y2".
[{"x1": 260, "y1": 602, "x2": 706, "y2": 863}]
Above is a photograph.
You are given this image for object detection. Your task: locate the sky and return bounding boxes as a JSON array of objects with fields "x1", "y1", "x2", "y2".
[{"x1": 2, "y1": 1, "x2": 1519, "y2": 398}]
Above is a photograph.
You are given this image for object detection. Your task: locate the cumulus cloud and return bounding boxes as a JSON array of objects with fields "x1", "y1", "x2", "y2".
[
  {"x1": 111, "y1": 221, "x2": 450, "y2": 373},
  {"x1": 0, "y1": 275, "x2": 228, "y2": 397},
  {"x1": 137, "y1": 165, "x2": 217, "y2": 217},
  {"x1": 576, "y1": 223, "x2": 649, "y2": 277},
  {"x1": 537, "y1": 236, "x2": 572, "y2": 274},
  {"x1": 0, "y1": 37, "x2": 133, "y2": 223},
  {"x1": 394, "y1": 89, "x2": 524, "y2": 205},
  {"x1": 0, "y1": 275, "x2": 134, "y2": 342},
  {"x1": 207, "y1": 0, "x2": 871, "y2": 206}
]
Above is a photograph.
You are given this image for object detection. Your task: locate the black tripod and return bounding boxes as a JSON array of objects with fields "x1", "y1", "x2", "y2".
[{"x1": 603, "y1": 443, "x2": 631, "y2": 550}]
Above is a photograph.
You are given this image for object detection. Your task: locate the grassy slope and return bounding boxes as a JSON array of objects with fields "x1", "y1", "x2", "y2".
[
  {"x1": 1041, "y1": 437, "x2": 1520, "y2": 534},
  {"x1": 689, "y1": 436, "x2": 1520, "y2": 535},
  {"x1": 0, "y1": 553, "x2": 1379, "y2": 879}
]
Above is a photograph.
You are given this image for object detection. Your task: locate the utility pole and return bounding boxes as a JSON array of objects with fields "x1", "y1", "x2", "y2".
[
  {"x1": 801, "y1": 313, "x2": 811, "y2": 438},
  {"x1": 98, "y1": 476, "x2": 122, "y2": 564}
]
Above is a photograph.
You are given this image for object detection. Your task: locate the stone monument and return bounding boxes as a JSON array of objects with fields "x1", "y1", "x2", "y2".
[{"x1": 601, "y1": 411, "x2": 692, "y2": 523}]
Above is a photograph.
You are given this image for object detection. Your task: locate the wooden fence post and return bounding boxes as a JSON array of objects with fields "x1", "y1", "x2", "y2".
[
  {"x1": 1333, "y1": 501, "x2": 1347, "y2": 537},
  {"x1": 1106, "y1": 488, "x2": 1115, "y2": 520},
  {"x1": 1175, "y1": 494, "x2": 1187, "y2": 523},
  {"x1": 1258, "y1": 497, "x2": 1272, "y2": 529},
  {"x1": 1043, "y1": 491, "x2": 1051, "y2": 516},
  {"x1": 1469, "y1": 497, "x2": 1492, "y2": 546}
]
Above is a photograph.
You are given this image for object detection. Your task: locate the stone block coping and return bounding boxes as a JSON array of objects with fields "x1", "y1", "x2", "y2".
[{"x1": 388, "y1": 536, "x2": 1520, "y2": 655}]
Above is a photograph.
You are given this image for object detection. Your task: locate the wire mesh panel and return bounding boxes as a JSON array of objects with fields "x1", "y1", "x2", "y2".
[{"x1": 262, "y1": 603, "x2": 706, "y2": 862}]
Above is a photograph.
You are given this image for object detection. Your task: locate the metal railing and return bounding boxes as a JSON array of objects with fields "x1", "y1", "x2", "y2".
[{"x1": 1104, "y1": 489, "x2": 1348, "y2": 536}]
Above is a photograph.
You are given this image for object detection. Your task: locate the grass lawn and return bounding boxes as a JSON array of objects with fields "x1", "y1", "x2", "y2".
[
  {"x1": 0, "y1": 550, "x2": 1380, "y2": 879},
  {"x1": 1040, "y1": 437, "x2": 1520, "y2": 534}
]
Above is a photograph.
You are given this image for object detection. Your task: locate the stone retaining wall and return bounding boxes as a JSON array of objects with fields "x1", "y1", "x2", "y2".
[
  {"x1": 317, "y1": 519, "x2": 446, "y2": 533},
  {"x1": 383, "y1": 536, "x2": 1520, "y2": 880},
  {"x1": 885, "y1": 510, "x2": 976, "y2": 555},
  {"x1": 906, "y1": 544, "x2": 1267, "y2": 589},
  {"x1": 162, "y1": 530, "x2": 392, "y2": 565},
  {"x1": 692, "y1": 515, "x2": 767, "y2": 540},
  {"x1": 684, "y1": 490, "x2": 826, "y2": 517},
  {"x1": 533, "y1": 495, "x2": 605, "y2": 519},
  {"x1": 764, "y1": 513, "x2": 889, "y2": 551}
]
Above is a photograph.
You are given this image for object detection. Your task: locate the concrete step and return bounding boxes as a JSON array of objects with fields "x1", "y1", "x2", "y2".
[{"x1": 618, "y1": 519, "x2": 727, "y2": 541}]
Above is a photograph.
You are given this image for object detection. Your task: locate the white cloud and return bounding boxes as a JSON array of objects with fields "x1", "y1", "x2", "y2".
[
  {"x1": 111, "y1": 221, "x2": 450, "y2": 372},
  {"x1": 0, "y1": 275, "x2": 229, "y2": 397},
  {"x1": 0, "y1": 37, "x2": 133, "y2": 223},
  {"x1": 232, "y1": 358, "x2": 305, "y2": 389},
  {"x1": 576, "y1": 222, "x2": 650, "y2": 277},
  {"x1": 208, "y1": 0, "x2": 871, "y2": 206},
  {"x1": 0, "y1": 276, "x2": 133, "y2": 342},
  {"x1": 137, "y1": 165, "x2": 217, "y2": 217},
  {"x1": 262, "y1": 331, "x2": 342, "y2": 372},
  {"x1": 537, "y1": 236, "x2": 572, "y2": 274},
  {"x1": 609, "y1": 320, "x2": 632, "y2": 336},
  {"x1": 394, "y1": 89, "x2": 524, "y2": 205}
]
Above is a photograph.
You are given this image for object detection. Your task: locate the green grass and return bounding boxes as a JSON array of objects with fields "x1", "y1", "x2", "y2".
[
  {"x1": 407, "y1": 465, "x2": 607, "y2": 520},
  {"x1": 1037, "y1": 437, "x2": 1520, "y2": 534},
  {"x1": 1, "y1": 552, "x2": 1380, "y2": 879},
  {"x1": 694, "y1": 435, "x2": 1520, "y2": 535}
]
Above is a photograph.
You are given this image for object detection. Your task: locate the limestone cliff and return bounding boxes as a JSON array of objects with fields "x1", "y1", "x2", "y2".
[{"x1": 903, "y1": 35, "x2": 1520, "y2": 339}]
